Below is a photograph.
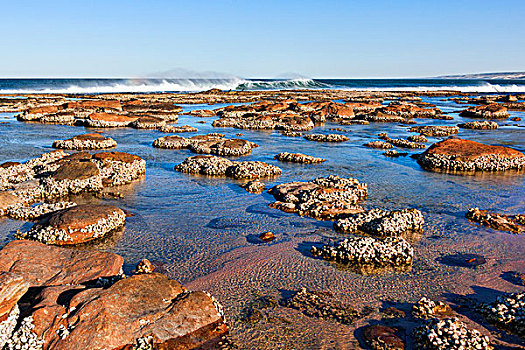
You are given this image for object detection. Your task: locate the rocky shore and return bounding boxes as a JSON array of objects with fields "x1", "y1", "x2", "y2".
[{"x1": 1, "y1": 89, "x2": 524, "y2": 349}]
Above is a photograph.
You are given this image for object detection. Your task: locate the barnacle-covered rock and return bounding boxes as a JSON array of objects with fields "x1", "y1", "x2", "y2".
[
  {"x1": 274, "y1": 152, "x2": 326, "y2": 164},
  {"x1": 417, "y1": 138, "x2": 525, "y2": 172},
  {"x1": 310, "y1": 236, "x2": 413, "y2": 270},
  {"x1": 481, "y1": 292, "x2": 524, "y2": 337},
  {"x1": 334, "y1": 208, "x2": 424, "y2": 237},
  {"x1": 18, "y1": 204, "x2": 126, "y2": 245},
  {"x1": 466, "y1": 208, "x2": 524, "y2": 234},
  {"x1": 304, "y1": 134, "x2": 349, "y2": 142},
  {"x1": 52, "y1": 133, "x2": 117, "y2": 150}
]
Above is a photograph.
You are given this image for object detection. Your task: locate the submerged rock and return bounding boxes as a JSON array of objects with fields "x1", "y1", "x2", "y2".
[
  {"x1": 281, "y1": 287, "x2": 360, "y2": 325},
  {"x1": 364, "y1": 141, "x2": 394, "y2": 149},
  {"x1": 362, "y1": 325, "x2": 405, "y2": 350},
  {"x1": 466, "y1": 208, "x2": 524, "y2": 234},
  {"x1": 417, "y1": 138, "x2": 525, "y2": 172}
]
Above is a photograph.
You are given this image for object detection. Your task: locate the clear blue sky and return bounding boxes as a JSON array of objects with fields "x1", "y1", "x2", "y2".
[{"x1": 1, "y1": 0, "x2": 524, "y2": 78}]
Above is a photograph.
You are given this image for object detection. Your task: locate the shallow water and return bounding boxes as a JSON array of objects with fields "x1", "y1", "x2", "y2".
[{"x1": 1, "y1": 97, "x2": 524, "y2": 349}]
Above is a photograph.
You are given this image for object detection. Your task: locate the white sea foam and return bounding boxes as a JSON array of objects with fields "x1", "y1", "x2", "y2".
[{"x1": 338, "y1": 83, "x2": 525, "y2": 93}]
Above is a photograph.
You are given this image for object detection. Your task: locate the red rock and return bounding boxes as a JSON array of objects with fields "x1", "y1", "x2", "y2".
[
  {"x1": 511, "y1": 117, "x2": 522, "y2": 121},
  {"x1": 44, "y1": 273, "x2": 226, "y2": 350},
  {"x1": 0, "y1": 272, "x2": 29, "y2": 321},
  {"x1": 0, "y1": 240, "x2": 123, "y2": 287}
]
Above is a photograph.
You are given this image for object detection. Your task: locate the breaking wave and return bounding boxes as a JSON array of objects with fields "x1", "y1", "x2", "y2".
[
  {"x1": 0, "y1": 78, "x2": 331, "y2": 94},
  {"x1": 1, "y1": 78, "x2": 524, "y2": 94}
]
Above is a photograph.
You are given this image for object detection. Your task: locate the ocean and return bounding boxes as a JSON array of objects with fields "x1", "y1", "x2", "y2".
[{"x1": 1, "y1": 78, "x2": 525, "y2": 94}]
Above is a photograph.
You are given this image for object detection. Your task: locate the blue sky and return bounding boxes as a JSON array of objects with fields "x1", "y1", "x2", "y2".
[{"x1": 1, "y1": 0, "x2": 524, "y2": 78}]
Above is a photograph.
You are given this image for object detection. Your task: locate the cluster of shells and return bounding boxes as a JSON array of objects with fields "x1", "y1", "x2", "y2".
[
  {"x1": 0, "y1": 306, "x2": 19, "y2": 349},
  {"x1": 412, "y1": 297, "x2": 453, "y2": 319},
  {"x1": 334, "y1": 208, "x2": 424, "y2": 237},
  {"x1": 481, "y1": 292, "x2": 524, "y2": 337},
  {"x1": 274, "y1": 152, "x2": 326, "y2": 164},
  {"x1": 310, "y1": 236, "x2": 413, "y2": 268},
  {"x1": 413, "y1": 318, "x2": 492, "y2": 350},
  {"x1": 18, "y1": 209, "x2": 126, "y2": 244},
  {"x1": 175, "y1": 155, "x2": 282, "y2": 179},
  {"x1": 417, "y1": 153, "x2": 525, "y2": 172},
  {"x1": 153, "y1": 133, "x2": 258, "y2": 156},
  {"x1": 303, "y1": 134, "x2": 349, "y2": 142},
  {"x1": 457, "y1": 121, "x2": 499, "y2": 130},
  {"x1": 7, "y1": 201, "x2": 77, "y2": 221},
  {"x1": 3, "y1": 315, "x2": 44, "y2": 350}
]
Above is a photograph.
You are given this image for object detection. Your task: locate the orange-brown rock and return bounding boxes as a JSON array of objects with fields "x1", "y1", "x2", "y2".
[
  {"x1": 0, "y1": 240, "x2": 123, "y2": 286},
  {"x1": 0, "y1": 192, "x2": 24, "y2": 215},
  {"x1": 418, "y1": 138, "x2": 525, "y2": 172},
  {"x1": 23, "y1": 204, "x2": 126, "y2": 245},
  {"x1": 51, "y1": 160, "x2": 100, "y2": 181},
  {"x1": 66, "y1": 99, "x2": 121, "y2": 110},
  {"x1": 43, "y1": 273, "x2": 226, "y2": 350}
]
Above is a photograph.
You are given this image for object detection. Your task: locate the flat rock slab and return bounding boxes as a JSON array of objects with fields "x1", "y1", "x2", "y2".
[
  {"x1": 44, "y1": 273, "x2": 225, "y2": 350},
  {"x1": 459, "y1": 103, "x2": 509, "y2": 118},
  {"x1": 417, "y1": 138, "x2": 525, "y2": 172},
  {"x1": 0, "y1": 240, "x2": 123, "y2": 286},
  {"x1": 20, "y1": 204, "x2": 126, "y2": 245}
]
